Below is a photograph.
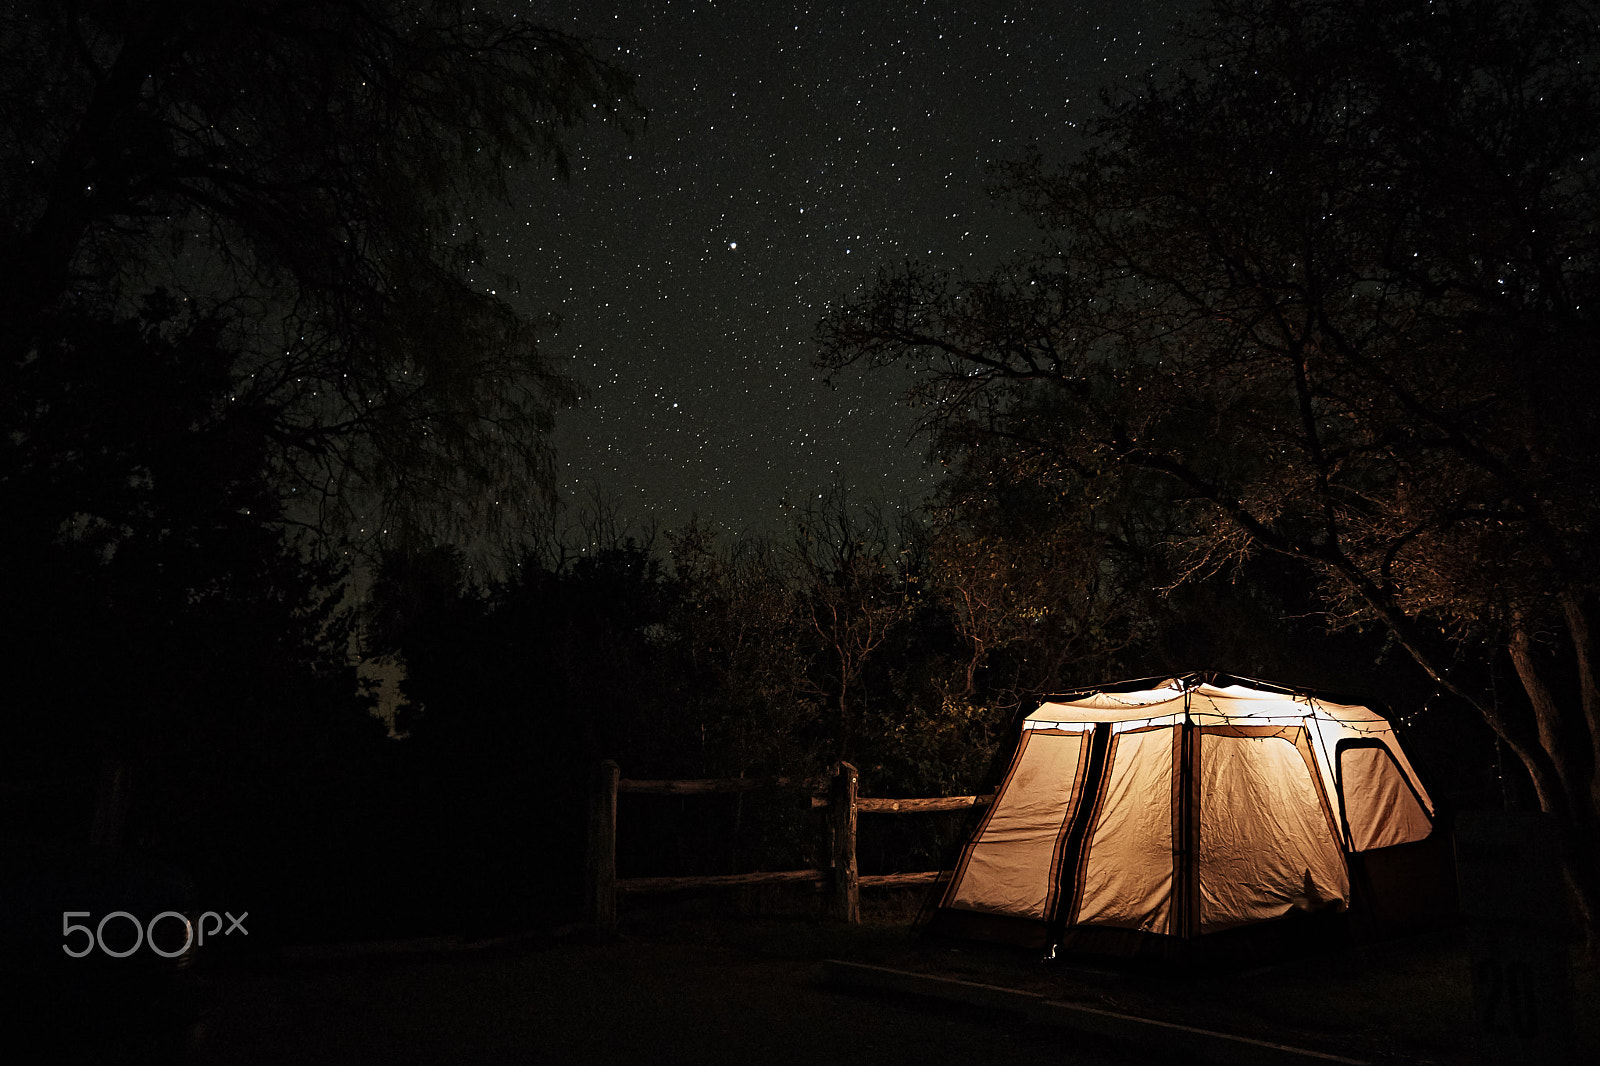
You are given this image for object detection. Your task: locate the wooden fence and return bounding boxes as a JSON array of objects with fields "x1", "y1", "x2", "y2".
[{"x1": 586, "y1": 760, "x2": 993, "y2": 938}]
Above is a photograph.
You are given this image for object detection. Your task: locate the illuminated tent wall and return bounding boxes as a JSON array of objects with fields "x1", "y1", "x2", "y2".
[{"x1": 931, "y1": 673, "x2": 1445, "y2": 958}]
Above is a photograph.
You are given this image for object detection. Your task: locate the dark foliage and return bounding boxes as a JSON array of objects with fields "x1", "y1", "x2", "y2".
[
  {"x1": 0, "y1": 297, "x2": 381, "y2": 942},
  {"x1": 818, "y1": 0, "x2": 1600, "y2": 948},
  {"x1": 1, "y1": 0, "x2": 639, "y2": 546},
  {"x1": 0, "y1": 0, "x2": 638, "y2": 942}
]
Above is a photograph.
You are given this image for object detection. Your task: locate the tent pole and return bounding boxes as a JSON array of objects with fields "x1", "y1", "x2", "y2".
[
  {"x1": 1177, "y1": 685, "x2": 1201, "y2": 941},
  {"x1": 1043, "y1": 723, "x2": 1112, "y2": 959}
]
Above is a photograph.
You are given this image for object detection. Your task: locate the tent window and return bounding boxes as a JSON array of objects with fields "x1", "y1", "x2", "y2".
[{"x1": 1338, "y1": 741, "x2": 1432, "y2": 852}]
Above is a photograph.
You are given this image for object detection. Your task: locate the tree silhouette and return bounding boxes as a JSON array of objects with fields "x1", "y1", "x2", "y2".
[
  {"x1": 2, "y1": 0, "x2": 639, "y2": 547},
  {"x1": 819, "y1": 0, "x2": 1600, "y2": 951},
  {"x1": 1, "y1": 1, "x2": 640, "y2": 937},
  {"x1": 785, "y1": 491, "x2": 925, "y2": 764},
  {"x1": 2, "y1": 296, "x2": 368, "y2": 907}
]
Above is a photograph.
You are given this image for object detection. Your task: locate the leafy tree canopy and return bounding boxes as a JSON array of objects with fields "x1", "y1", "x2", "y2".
[
  {"x1": 1, "y1": 0, "x2": 640, "y2": 549},
  {"x1": 819, "y1": 0, "x2": 1600, "y2": 946}
]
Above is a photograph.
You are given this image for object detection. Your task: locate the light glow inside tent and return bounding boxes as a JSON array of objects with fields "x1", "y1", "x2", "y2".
[{"x1": 936, "y1": 674, "x2": 1438, "y2": 953}]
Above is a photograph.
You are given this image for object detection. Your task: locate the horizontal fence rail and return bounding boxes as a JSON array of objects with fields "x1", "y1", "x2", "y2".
[
  {"x1": 814, "y1": 795, "x2": 995, "y2": 813},
  {"x1": 618, "y1": 870, "x2": 828, "y2": 894},
  {"x1": 619, "y1": 776, "x2": 816, "y2": 796},
  {"x1": 586, "y1": 759, "x2": 995, "y2": 937}
]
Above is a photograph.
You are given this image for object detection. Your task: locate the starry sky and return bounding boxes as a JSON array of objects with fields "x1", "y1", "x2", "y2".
[{"x1": 489, "y1": 1, "x2": 1193, "y2": 536}]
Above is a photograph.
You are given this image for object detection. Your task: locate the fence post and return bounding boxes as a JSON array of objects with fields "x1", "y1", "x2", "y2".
[
  {"x1": 830, "y1": 761, "x2": 860, "y2": 923},
  {"x1": 587, "y1": 759, "x2": 620, "y2": 940}
]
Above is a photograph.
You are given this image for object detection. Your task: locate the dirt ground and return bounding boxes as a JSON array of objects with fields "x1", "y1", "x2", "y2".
[
  {"x1": 858, "y1": 919, "x2": 1598, "y2": 1065},
  {"x1": 40, "y1": 903, "x2": 1597, "y2": 1065},
  {"x1": 178, "y1": 933, "x2": 1139, "y2": 1066}
]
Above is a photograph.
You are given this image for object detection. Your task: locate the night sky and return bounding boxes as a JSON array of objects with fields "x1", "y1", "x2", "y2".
[{"x1": 481, "y1": 1, "x2": 1191, "y2": 536}]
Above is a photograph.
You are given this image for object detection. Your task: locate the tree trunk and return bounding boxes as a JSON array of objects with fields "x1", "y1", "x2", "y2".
[
  {"x1": 1382, "y1": 603, "x2": 1600, "y2": 959},
  {"x1": 1506, "y1": 619, "x2": 1600, "y2": 961},
  {"x1": 1545, "y1": 803, "x2": 1600, "y2": 963},
  {"x1": 1509, "y1": 619, "x2": 1583, "y2": 810},
  {"x1": 836, "y1": 682, "x2": 853, "y2": 763},
  {"x1": 1558, "y1": 594, "x2": 1600, "y2": 814}
]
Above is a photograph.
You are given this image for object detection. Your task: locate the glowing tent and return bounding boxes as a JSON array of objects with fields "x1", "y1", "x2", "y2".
[{"x1": 931, "y1": 673, "x2": 1443, "y2": 959}]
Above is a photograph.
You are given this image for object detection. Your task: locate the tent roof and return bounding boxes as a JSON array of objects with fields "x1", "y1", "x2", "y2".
[{"x1": 1027, "y1": 673, "x2": 1390, "y2": 726}]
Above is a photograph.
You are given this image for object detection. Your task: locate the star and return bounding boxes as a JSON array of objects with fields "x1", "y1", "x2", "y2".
[{"x1": 509, "y1": 1, "x2": 1189, "y2": 536}]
